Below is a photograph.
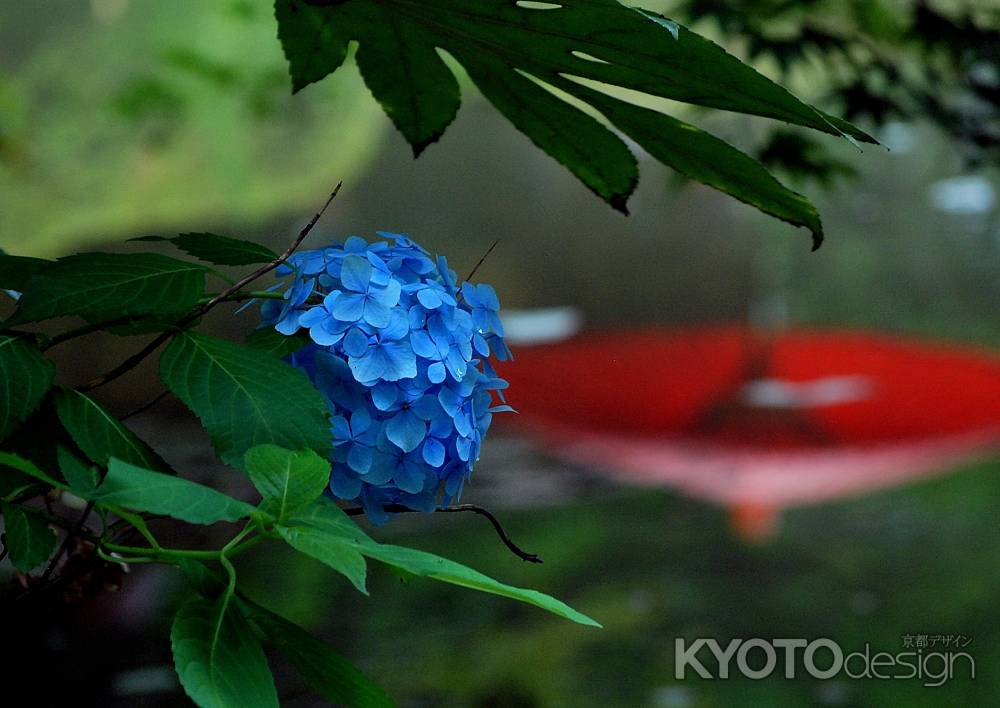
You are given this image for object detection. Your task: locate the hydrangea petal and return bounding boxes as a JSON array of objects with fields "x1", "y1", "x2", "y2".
[
  {"x1": 340, "y1": 254, "x2": 372, "y2": 292},
  {"x1": 422, "y1": 437, "x2": 446, "y2": 467},
  {"x1": 385, "y1": 410, "x2": 427, "y2": 452}
]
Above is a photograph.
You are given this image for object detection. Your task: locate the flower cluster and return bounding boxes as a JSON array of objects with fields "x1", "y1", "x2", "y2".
[{"x1": 259, "y1": 233, "x2": 512, "y2": 523}]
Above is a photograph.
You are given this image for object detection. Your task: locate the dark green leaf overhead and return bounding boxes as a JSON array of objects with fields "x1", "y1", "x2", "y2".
[{"x1": 274, "y1": 0, "x2": 877, "y2": 245}]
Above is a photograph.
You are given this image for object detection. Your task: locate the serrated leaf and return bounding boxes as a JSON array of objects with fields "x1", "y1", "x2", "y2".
[
  {"x1": 361, "y1": 542, "x2": 601, "y2": 627},
  {"x1": 160, "y1": 332, "x2": 331, "y2": 469},
  {"x1": 353, "y1": 3, "x2": 460, "y2": 156},
  {"x1": 53, "y1": 388, "x2": 172, "y2": 473},
  {"x1": 86, "y1": 458, "x2": 257, "y2": 524},
  {"x1": 244, "y1": 445, "x2": 330, "y2": 523},
  {"x1": 0, "y1": 451, "x2": 63, "y2": 489},
  {"x1": 459, "y1": 56, "x2": 637, "y2": 212},
  {"x1": 244, "y1": 327, "x2": 311, "y2": 358},
  {"x1": 274, "y1": 0, "x2": 876, "y2": 238},
  {"x1": 173, "y1": 233, "x2": 278, "y2": 266},
  {"x1": 240, "y1": 599, "x2": 394, "y2": 708},
  {"x1": 565, "y1": 80, "x2": 825, "y2": 246},
  {"x1": 172, "y1": 595, "x2": 279, "y2": 708},
  {"x1": 277, "y1": 522, "x2": 369, "y2": 594},
  {"x1": 1, "y1": 502, "x2": 57, "y2": 571},
  {"x1": 139, "y1": 233, "x2": 279, "y2": 266},
  {"x1": 56, "y1": 446, "x2": 99, "y2": 496},
  {"x1": 284, "y1": 498, "x2": 601, "y2": 626},
  {"x1": 0, "y1": 335, "x2": 55, "y2": 440},
  {"x1": 7, "y1": 252, "x2": 206, "y2": 326},
  {"x1": 276, "y1": 0, "x2": 351, "y2": 93},
  {"x1": 0, "y1": 255, "x2": 50, "y2": 293}
]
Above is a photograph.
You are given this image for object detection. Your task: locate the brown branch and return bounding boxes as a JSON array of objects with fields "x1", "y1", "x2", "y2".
[
  {"x1": 464, "y1": 239, "x2": 499, "y2": 282},
  {"x1": 120, "y1": 389, "x2": 171, "y2": 421},
  {"x1": 345, "y1": 502, "x2": 542, "y2": 563},
  {"x1": 78, "y1": 184, "x2": 342, "y2": 392}
]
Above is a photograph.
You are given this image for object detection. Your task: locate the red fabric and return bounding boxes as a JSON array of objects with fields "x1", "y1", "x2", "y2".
[
  {"x1": 498, "y1": 326, "x2": 1000, "y2": 446},
  {"x1": 496, "y1": 327, "x2": 1000, "y2": 513}
]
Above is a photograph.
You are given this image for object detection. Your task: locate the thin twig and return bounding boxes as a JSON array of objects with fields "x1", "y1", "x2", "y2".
[
  {"x1": 43, "y1": 315, "x2": 154, "y2": 351},
  {"x1": 38, "y1": 501, "x2": 95, "y2": 584},
  {"x1": 120, "y1": 389, "x2": 171, "y2": 421},
  {"x1": 344, "y1": 502, "x2": 542, "y2": 563},
  {"x1": 464, "y1": 239, "x2": 499, "y2": 282},
  {"x1": 78, "y1": 184, "x2": 342, "y2": 392}
]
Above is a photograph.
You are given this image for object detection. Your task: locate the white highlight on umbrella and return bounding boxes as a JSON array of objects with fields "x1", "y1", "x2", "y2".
[
  {"x1": 501, "y1": 307, "x2": 583, "y2": 345},
  {"x1": 741, "y1": 375, "x2": 874, "y2": 409}
]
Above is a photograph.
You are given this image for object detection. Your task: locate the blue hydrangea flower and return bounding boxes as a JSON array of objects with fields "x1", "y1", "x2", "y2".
[{"x1": 258, "y1": 233, "x2": 512, "y2": 523}]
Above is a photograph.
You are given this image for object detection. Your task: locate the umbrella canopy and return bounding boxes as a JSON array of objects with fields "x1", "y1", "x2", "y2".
[{"x1": 497, "y1": 326, "x2": 1000, "y2": 538}]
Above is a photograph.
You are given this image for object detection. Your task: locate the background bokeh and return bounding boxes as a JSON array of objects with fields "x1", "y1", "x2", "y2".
[{"x1": 2, "y1": 1, "x2": 999, "y2": 706}]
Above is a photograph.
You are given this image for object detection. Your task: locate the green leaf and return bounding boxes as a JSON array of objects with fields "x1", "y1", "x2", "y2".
[
  {"x1": 6, "y1": 252, "x2": 206, "y2": 325},
  {"x1": 459, "y1": 55, "x2": 636, "y2": 212},
  {"x1": 241, "y1": 598, "x2": 394, "y2": 708},
  {"x1": 177, "y1": 558, "x2": 228, "y2": 597},
  {"x1": 0, "y1": 335, "x2": 55, "y2": 440},
  {"x1": 274, "y1": 0, "x2": 876, "y2": 239},
  {"x1": 275, "y1": 0, "x2": 351, "y2": 93},
  {"x1": 172, "y1": 595, "x2": 279, "y2": 708},
  {"x1": 564, "y1": 80, "x2": 825, "y2": 247},
  {"x1": 277, "y1": 522, "x2": 369, "y2": 594},
  {"x1": 276, "y1": 502, "x2": 369, "y2": 594},
  {"x1": 244, "y1": 445, "x2": 330, "y2": 523},
  {"x1": 283, "y1": 499, "x2": 601, "y2": 626},
  {"x1": 244, "y1": 327, "x2": 311, "y2": 358},
  {"x1": 0, "y1": 468, "x2": 37, "y2": 501},
  {"x1": 88, "y1": 458, "x2": 257, "y2": 525},
  {"x1": 0, "y1": 451, "x2": 66, "y2": 489},
  {"x1": 0, "y1": 255, "x2": 50, "y2": 293},
  {"x1": 134, "y1": 234, "x2": 279, "y2": 266},
  {"x1": 353, "y1": 3, "x2": 461, "y2": 156},
  {"x1": 1, "y1": 502, "x2": 57, "y2": 571},
  {"x1": 362, "y1": 542, "x2": 601, "y2": 627},
  {"x1": 53, "y1": 388, "x2": 172, "y2": 473},
  {"x1": 56, "y1": 446, "x2": 99, "y2": 496},
  {"x1": 160, "y1": 332, "x2": 331, "y2": 469}
]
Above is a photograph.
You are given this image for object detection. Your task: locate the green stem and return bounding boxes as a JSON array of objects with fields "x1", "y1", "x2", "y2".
[
  {"x1": 111, "y1": 508, "x2": 161, "y2": 551},
  {"x1": 101, "y1": 522, "x2": 268, "y2": 565},
  {"x1": 198, "y1": 290, "x2": 285, "y2": 304}
]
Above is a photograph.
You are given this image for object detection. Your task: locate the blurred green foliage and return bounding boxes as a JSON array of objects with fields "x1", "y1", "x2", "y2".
[{"x1": 0, "y1": 0, "x2": 383, "y2": 257}]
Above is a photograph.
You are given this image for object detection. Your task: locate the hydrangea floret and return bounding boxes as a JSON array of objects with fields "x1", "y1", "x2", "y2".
[{"x1": 259, "y1": 233, "x2": 512, "y2": 523}]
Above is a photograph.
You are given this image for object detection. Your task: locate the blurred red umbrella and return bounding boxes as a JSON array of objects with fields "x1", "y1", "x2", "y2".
[{"x1": 497, "y1": 326, "x2": 1000, "y2": 539}]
